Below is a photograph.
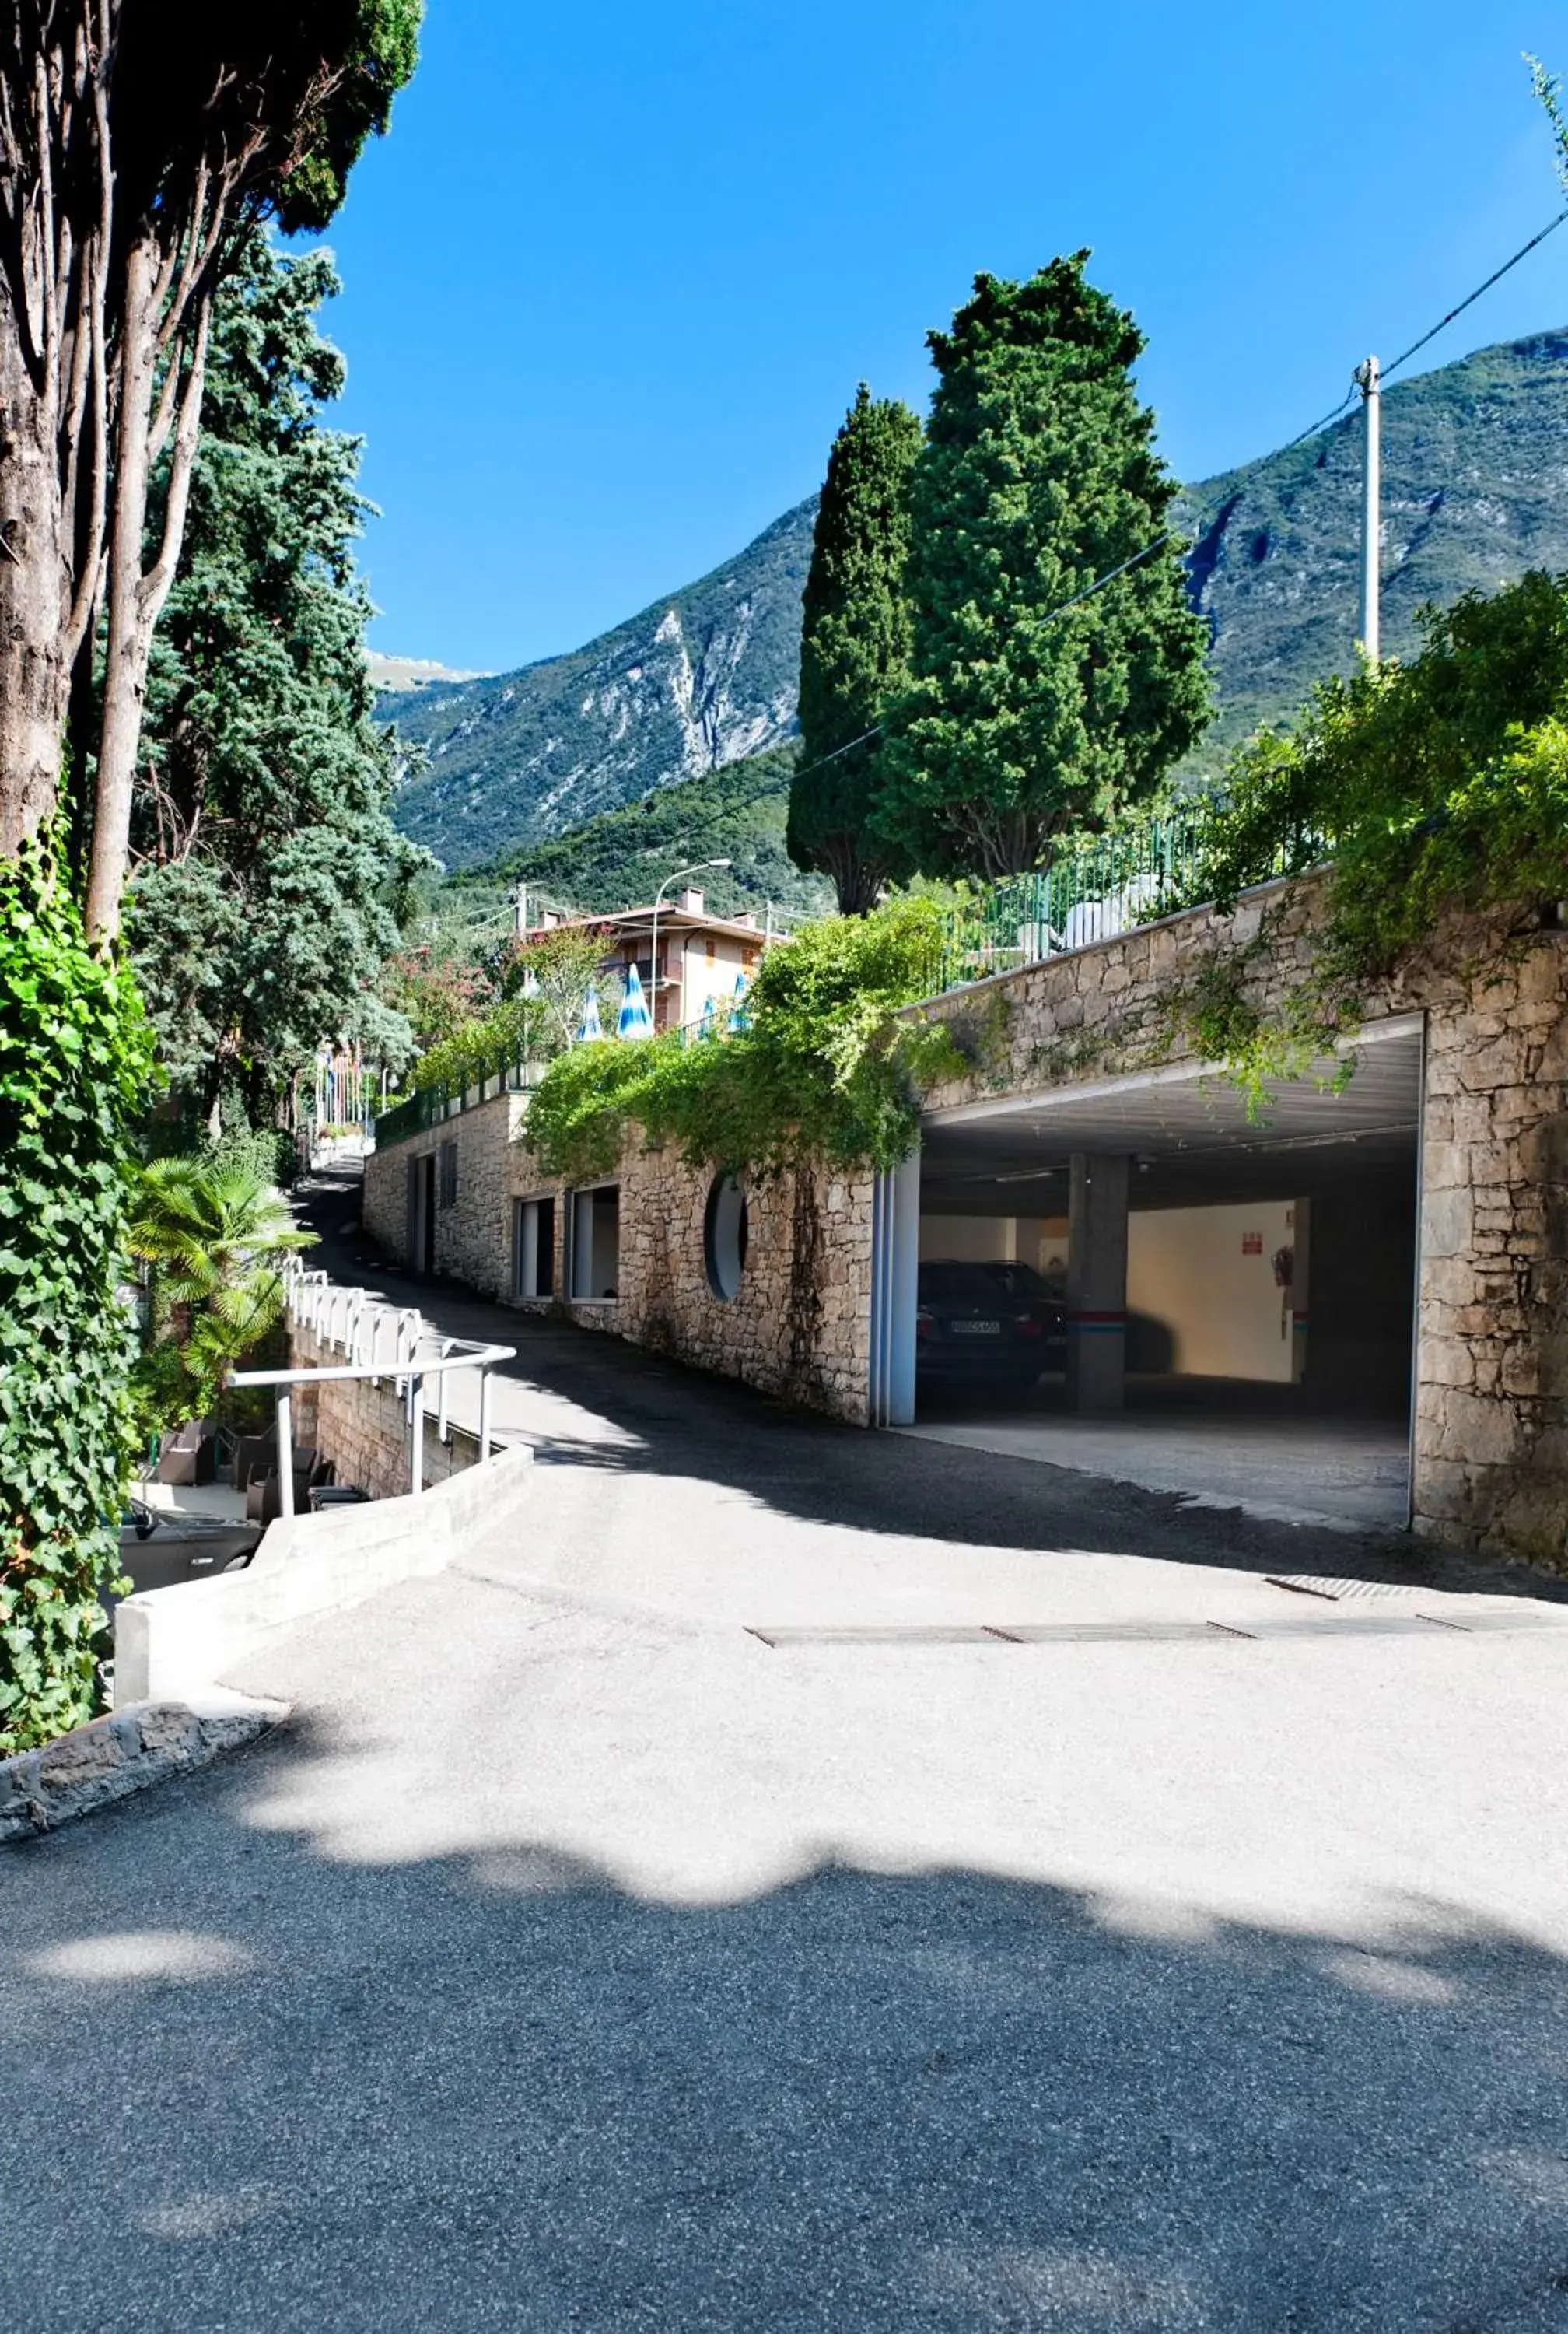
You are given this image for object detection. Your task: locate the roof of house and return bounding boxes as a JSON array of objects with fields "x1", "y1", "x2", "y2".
[{"x1": 523, "y1": 903, "x2": 786, "y2": 946}]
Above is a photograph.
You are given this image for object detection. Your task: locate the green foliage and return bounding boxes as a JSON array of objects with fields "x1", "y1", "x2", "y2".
[
  {"x1": 480, "y1": 745, "x2": 830, "y2": 922},
  {"x1": 130, "y1": 233, "x2": 423, "y2": 1127},
  {"x1": 1195, "y1": 574, "x2": 1568, "y2": 980},
  {"x1": 409, "y1": 927, "x2": 617, "y2": 1095},
  {"x1": 117, "y1": 2, "x2": 422, "y2": 239},
  {"x1": 0, "y1": 843, "x2": 155, "y2": 1754},
  {"x1": 523, "y1": 899, "x2": 964, "y2": 1183},
  {"x1": 788, "y1": 388, "x2": 923, "y2": 912},
  {"x1": 128, "y1": 1156, "x2": 315, "y2": 1436},
  {"x1": 382, "y1": 941, "x2": 499, "y2": 1052},
  {"x1": 877, "y1": 256, "x2": 1210, "y2": 878}
]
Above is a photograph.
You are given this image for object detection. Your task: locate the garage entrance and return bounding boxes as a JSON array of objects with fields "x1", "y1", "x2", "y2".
[{"x1": 886, "y1": 1017, "x2": 1423, "y2": 1530}]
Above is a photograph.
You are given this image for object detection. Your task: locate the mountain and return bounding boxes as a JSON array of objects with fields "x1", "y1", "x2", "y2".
[
  {"x1": 388, "y1": 329, "x2": 1568, "y2": 874},
  {"x1": 453, "y1": 743, "x2": 831, "y2": 923},
  {"x1": 388, "y1": 500, "x2": 814, "y2": 869},
  {"x1": 1178, "y1": 327, "x2": 1568, "y2": 767}
]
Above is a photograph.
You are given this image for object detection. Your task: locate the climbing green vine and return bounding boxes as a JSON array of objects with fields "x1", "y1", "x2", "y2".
[
  {"x1": 1164, "y1": 573, "x2": 1568, "y2": 1100},
  {"x1": 1, "y1": 840, "x2": 156, "y2": 1753},
  {"x1": 523, "y1": 899, "x2": 968, "y2": 1183}
]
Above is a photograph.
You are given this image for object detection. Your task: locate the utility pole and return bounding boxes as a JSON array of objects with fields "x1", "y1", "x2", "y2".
[
  {"x1": 513, "y1": 882, "x2": 528, "y2": 938},
  {"x1": 1355, "y1": 354, "x2": 1381, "y2": 662}
]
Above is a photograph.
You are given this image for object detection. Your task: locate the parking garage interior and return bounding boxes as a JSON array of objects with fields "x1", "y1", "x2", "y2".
[{"x1": 906, "y1": 1018, "x2": 1423, "y2": 1530}]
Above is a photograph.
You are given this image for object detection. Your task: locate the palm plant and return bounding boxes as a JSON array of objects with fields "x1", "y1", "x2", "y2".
[{"x1": 128, "y1": 1157, "x2": 317, "y2": 1432}]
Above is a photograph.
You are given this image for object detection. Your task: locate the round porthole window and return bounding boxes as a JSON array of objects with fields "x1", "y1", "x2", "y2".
[{"x1": 704, "y1": 1173, "x2": 749, "y2": 1302}]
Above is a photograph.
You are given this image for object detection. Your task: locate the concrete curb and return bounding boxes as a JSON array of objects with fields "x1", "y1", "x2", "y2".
[
  {"x1": 113, "y1": 1440, "x2": 535, "y2": 1706},
  {"x1": 0, "y1": 1691, "x2": 286, "y2": 1847}
]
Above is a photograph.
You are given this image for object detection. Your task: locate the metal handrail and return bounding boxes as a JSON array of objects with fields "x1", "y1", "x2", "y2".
[{"x1": 236, "y1": 1261, "x2": 515, "y2": 1513}]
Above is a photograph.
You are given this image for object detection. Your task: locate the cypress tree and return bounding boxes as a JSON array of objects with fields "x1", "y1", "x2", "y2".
[
  {"x1": 876, "y1": 255, "x2": 1210, "y2": 878},
  {"x1": 787, "y1": 386, "x2": 922, "y2": 913}
]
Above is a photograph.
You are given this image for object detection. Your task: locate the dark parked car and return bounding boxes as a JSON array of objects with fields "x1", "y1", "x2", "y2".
[
  {"x1": 916, "y1": 1260, "x2": 1053, "y2": 1391},
  {"x1": 975, "y1": 1260, "x2": 1068, "y2": 1365}
]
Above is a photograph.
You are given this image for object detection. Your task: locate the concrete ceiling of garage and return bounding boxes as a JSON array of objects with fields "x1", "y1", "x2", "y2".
[{"x1": 919, "y1": 1018, "x2": 1423, "y2": 1215}]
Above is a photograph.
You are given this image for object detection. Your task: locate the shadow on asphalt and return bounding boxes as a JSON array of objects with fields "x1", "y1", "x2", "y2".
[
  {"x1": 4, "y1": 1713, "x2": 1568, "y2": 2332},
  {"x1": 296, "y1": 1174, "x2": 1566, "y2": 1607}
]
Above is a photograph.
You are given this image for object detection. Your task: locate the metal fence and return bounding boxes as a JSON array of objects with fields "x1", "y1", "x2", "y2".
[
  {"x1": 375, "y1": 1055, "x2": 541, "y2": 1151},
  {"x1": 934, "y1": 811, "x2": 1215, "y2": 994}
]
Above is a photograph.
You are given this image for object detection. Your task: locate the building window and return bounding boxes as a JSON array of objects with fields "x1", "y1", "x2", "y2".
[
  {"x1": 704, "y1": 1174, "x2": 748, "y2": 1302},
  {"x1": 439, "y1": 1141, "x2": 458, "y2": 1207},
  {"x1": 513, "y1": 1195, "x2": 555, "y2": 1298},
  {"x1": 705, "y1": 937, "x2": 716, "y2": 965},
  {"x1": 570, "y1": 1186, "x2": 620, "y2": 1301}
]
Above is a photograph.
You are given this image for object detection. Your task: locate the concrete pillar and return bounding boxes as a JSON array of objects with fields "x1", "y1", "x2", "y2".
[
  {"x1": 1067, "y1": 1152, "x2": 1129, "y2": 1412},
  {"x1": 870, "y1": 1147, "x2": 920, "y2": 1428}
]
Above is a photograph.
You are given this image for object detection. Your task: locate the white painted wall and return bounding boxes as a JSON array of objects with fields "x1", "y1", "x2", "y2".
[
  {"x1": 677, "y1": 934, "x2": 758, "y2": 1027},
  {"x1": 1127, "y1": 1200, "x2": 1299, "y2": 1382}
]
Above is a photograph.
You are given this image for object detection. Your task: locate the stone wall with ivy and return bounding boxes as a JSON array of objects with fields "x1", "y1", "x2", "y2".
[
  {"x1": 917, "y1": 875, "x2": 1568, "y2": 1569},
  {"x1": 541, "y1": 1141, "x2": 875, "y2": 1422},
  {"x1": 365, "y1": 1099, "x2": 876, "y2": 1421}
]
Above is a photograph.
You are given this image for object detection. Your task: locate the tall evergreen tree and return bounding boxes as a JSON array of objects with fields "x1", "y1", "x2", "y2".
[
  {"x1": 787, "y1": 386, "x2": 922, "y2": 913},
  {"x1": 876, "y1": 256, "x2": 1210, "y2": 878},
  {"x1": 129, "y1": 234, "x2": 422, "y2": 1130}
]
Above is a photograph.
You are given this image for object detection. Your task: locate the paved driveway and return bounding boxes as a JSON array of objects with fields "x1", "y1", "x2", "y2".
[{"x1": 5, "y1": 1201, "x2": 1568, "y2": 2332}]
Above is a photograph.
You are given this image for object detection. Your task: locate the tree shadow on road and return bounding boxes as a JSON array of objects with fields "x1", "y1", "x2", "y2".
[{"x1": 4, "y1": 1713, "x2": 1568, "y2": 2333}]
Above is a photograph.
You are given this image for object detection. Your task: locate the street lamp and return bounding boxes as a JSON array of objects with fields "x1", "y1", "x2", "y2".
[{"x1": 649, "y1": 858, "x2": 730, "y2": 1033}]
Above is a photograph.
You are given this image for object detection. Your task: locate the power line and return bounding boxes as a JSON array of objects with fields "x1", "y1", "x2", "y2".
[
  {"x1": 1381, "y1": 207, "x2": 1568, "y2": 385},
  {"x1": 772, "y1": 209, "x2": 1568, "y2": 794}
]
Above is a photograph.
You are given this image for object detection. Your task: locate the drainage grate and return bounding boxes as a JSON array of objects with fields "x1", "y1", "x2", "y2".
[
  {"x1": 745, "y1": 1612, "x2": 1568, "y2": 1650},
  {"x1": 1267, "y1": 1574, "x2": 1419, "y2": 1602}
]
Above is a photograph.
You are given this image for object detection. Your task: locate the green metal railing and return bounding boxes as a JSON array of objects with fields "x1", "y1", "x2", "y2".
[
  {"x1": 935, "y1": 811, "x2": 1215, "y2": 992},
  {"x1": 375, "y1": 1056, "x2": 539, "y2": 1150}
]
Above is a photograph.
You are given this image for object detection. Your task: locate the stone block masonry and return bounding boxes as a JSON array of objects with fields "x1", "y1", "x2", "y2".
[
  {"x1": 363, "y1": 878, "x2": 1568, "y2": 1568},
  {"x1": 362, "y1": 1095, "x2": 527, "y2": 1299},
  {"x1": 289, "y1": 1320, "x2": 485, "y2": 1500},
  {"x1": 917, "y1": 878, "x2": 1568, "y2": 1568},
  {"x1": 364, "y1": 1098, "x2": 877, "y2": 1423}
]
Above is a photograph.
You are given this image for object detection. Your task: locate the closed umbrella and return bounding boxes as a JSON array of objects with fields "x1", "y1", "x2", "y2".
[
  {"x1": 618, "y1": 964, "x2": 653, "y2": 1039},
  {"x1": 576, "y1": 988, "x2": 604, "y2": 1043}
]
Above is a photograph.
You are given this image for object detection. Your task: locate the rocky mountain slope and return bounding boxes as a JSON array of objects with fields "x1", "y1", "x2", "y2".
[
  {"x1": 446, "y1": 743, "x2": 832, "y2": 923},
  {"x1": 389, "y1": 500, "x2": 813, "y2": 867},
  {"x1": 390, "y1": 329, "x2": 1568, "y2": 873},
  {"x1": 1179, "y1": 327, "x2": 1568, "y2": 766}
]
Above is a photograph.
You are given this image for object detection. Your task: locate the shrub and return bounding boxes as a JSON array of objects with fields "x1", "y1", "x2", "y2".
[
  {"x1": 523, "y1": 898, "x2": 964, "y2": 1183},
  {"x1": 0, "y1": 843, "x2": 155, "y2": 1753}
]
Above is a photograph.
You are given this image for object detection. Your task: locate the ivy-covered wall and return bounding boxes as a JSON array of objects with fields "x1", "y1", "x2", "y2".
[
  {"x1": 365, "y1": 1099, "x2": 875, "y2": 1421},
  {"x1": 918, "y1": 876, "x2": 1568, "y2": 1568}
]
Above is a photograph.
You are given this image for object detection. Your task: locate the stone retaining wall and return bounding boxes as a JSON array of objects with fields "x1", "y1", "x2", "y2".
[
  {"x1": 289, "y1": 1321, "x2": 483, "y2": 1499},
  {"x1": 366, "y1": 1100, "x2": 876, "y2": 1421},
  {"x1": 916, "y1": 879, "x2": 1568, "y2": 1566},
  {"x1": 363, "y1": 881, "x2": 1568, "y2": 1565},
  {"x1": 529, "y1": 1144, "x2": 875, "y2": 1421},
  {"x1": 362, "y1": 1095, "x2": 526, "y2": 1298}
]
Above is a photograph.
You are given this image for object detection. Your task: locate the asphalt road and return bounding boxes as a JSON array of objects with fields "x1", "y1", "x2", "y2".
[{"x1": 5, "y1": 1184, "x2": 1568, "y2": 2332}]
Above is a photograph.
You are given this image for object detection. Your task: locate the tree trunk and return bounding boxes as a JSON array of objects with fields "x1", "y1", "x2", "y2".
[
  {"x1": 0, "y1": 337, "x2": 69, "y2": 855},
  {"x1": 84, "y1": 237, "x2": 156, "y2": 940}
]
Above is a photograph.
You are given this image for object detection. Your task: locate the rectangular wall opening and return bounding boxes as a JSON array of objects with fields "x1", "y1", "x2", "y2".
[
  {"x1": 513, "y1": 1195, "x2": 555, "y2": 1298},
  {"x1": 570, "y1": 1186, "x2": 621, "y2": 1302}
]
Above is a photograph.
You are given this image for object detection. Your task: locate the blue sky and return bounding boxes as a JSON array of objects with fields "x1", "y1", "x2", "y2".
[{"x1": 313, "y1": 0, "x2": 1568, "y2": 675}]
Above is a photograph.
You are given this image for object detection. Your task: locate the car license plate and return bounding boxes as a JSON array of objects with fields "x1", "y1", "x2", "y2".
[{"x1": 952, "y1": 1319, "x2": 1001, "y2": 1336}]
